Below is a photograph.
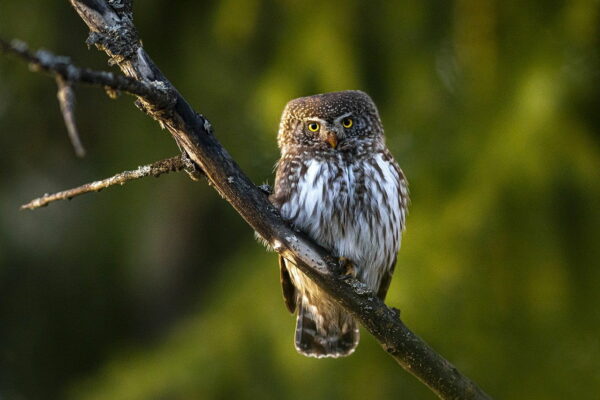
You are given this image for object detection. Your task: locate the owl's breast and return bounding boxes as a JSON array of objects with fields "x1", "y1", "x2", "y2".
[
  {"x1": 278, "y1": 153, "x2": 406, "y2": 288},
  {"x1": 279, "y1": 156, "x2": 351, "y2": 234}
]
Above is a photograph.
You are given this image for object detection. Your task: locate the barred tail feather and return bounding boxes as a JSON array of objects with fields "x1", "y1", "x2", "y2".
[{"x1": 294, "y1": 300, "x2": 359, "y2": 358}]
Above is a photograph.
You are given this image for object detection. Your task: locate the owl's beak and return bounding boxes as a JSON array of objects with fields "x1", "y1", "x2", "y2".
[{"x1": 325, "y1": 132, "x2": 338, "y2": 149}]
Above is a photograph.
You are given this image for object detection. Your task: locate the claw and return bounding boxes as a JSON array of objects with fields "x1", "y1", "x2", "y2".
[{"x1": 339, "y1": 257, "x2": 357, "y2": 278}]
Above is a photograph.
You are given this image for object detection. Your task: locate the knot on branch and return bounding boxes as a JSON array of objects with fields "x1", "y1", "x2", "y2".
[
  {"x1": 134, "y1": 83, "x2": 177, "y2": 117},
  {"x1": 391, "y1": 307, "x2": 402, "y2": 319},
  {"x1": 382, "y1": 343, "x2": 399, "y2": 355},
  {"x1": 202, "y1": 116, "x2": 213, "y2": 135},
  {"x1": 86, "y1": 27, "x2": 139, "y2": 65},
  {"x1": 107, "y1": 0, "x2": 133, "y2": 20}
]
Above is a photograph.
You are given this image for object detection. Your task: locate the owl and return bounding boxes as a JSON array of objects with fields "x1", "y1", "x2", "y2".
[{"x1": 271, "y1": 90, "x2": 409, "y2": 358}]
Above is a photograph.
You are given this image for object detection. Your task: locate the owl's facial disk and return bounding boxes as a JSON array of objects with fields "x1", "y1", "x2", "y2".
[
  {"x1": 280, "y1": 90, "x2": 383, "y2": 151},
  {"x1": 302, "y1": 115, "x2": 355, "y2": 149}
]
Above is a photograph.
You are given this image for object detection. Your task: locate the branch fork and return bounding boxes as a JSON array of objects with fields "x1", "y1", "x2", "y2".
[{"x1": 0, "y1": 1, "x2": 492, "y2": 399}]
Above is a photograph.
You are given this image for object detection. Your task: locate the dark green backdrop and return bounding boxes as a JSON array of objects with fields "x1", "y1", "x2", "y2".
[{"x1": 1, "y1": 1, "x2": 599, "y2": 399}]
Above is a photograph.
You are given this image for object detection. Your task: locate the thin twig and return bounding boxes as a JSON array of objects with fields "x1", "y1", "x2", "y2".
[
  {"x1": 21, "y1": 156, "x2": 186, "y2": 210},
  {"x1": 0, "y1": 37, "x2": 174, "y2": 108},
  {"x1": 56, "y1": 76, "x2": 86, "y2": 157},
  {"x1": 66, "y1": 1, "x2": 492, "y2": 398},
  {"x1": 2, "y1": 1, "x2": 493, "y2": 398}
]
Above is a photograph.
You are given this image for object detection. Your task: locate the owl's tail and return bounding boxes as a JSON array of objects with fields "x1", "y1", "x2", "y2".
[{"x1": 295, "y1": 300, "x2": 359, "y2": 358}]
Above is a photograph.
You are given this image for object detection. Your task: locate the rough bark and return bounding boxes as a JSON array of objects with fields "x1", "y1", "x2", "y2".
[{"x1": 2, "y1": 1, "x2": 494, "y2": 398}]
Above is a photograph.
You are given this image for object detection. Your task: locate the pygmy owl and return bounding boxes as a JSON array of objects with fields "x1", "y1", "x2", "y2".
[{"x1": 271, "y1": 90, "x2": 409, "y2": 358}]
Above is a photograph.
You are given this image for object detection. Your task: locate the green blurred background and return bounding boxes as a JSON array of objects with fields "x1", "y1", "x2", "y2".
[{"x1": 1, "y1": 1, "x2": 599, "y2": 399}]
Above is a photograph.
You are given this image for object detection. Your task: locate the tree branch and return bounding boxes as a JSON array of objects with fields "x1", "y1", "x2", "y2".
[
  {"x1": 2, "y1": 1, "x2": 493, "y2": 398},
  {"x1": 0, "y1": 36, "x2": 176, "y2": 157},
  {"x1": 0, "y1": 38, "x2": 174, "y2": 108},
  {"x1": 56, "y1": 75, "x2": 86, "y2": 157},
  {"x1": 20, "y1": 155, "x2": 186, "y2": 210}
]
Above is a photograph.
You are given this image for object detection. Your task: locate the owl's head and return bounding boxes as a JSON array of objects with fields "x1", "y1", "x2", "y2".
[{"x1": 278, "y1": 90, "x2": 384, "y2": 153}]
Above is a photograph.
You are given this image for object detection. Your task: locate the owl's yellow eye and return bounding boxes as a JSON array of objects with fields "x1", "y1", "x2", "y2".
[
  {"x1": 307, "y1": 122, "x2": 320, "y2": 132},
  {"x1": 342, "y1": 117, "x2": 353, "y2": 128}
]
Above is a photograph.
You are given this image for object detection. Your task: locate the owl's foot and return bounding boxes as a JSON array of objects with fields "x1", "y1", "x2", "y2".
[{"x1": 339, "y1": 257, "x2": 357, "y2": 278}]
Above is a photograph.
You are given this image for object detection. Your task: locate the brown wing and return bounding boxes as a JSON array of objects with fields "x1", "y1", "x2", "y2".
[
  {"x1": 376, "y1": 254, "x2": 397, "y2": 301},
  {"x1": 279, "y1": 256, "x2": 297, "y2": 313}
]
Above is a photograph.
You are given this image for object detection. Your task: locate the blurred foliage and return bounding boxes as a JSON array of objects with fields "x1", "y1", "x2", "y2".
[{"x1": 1, "y1": 0, "x2": 599, "y2": 399}]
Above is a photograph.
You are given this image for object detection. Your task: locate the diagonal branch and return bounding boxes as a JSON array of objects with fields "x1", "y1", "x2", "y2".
[
  {"x1": 69, "y1": 1, "x2": 492, "y2": 398},
  {"x1": 3, "y1": 1, "x2": 492, "y2": 399},
  {"x1": 21, "y1": 155, "x2": 187, "y2": 210}
]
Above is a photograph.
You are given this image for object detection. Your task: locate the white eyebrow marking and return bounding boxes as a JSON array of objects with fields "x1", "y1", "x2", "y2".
[
  {"x1": 334, "y1": 112, "x2": 353, "y2": 123},
  {"x1": 301, "y1": 117, "x2": 328, "y2": 124}
]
